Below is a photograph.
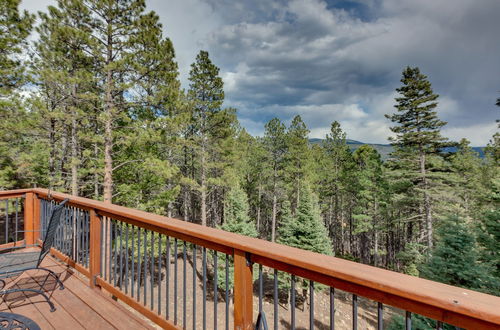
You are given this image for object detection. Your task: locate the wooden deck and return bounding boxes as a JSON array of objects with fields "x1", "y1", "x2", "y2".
[{"x1": 0, "y1": 248, "x2": 155, "y2": 329}]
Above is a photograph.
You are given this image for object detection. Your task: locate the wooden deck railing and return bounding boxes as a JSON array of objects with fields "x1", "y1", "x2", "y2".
[{"x1": 1, "y1": 188, "x2": 499, "y2": 330}]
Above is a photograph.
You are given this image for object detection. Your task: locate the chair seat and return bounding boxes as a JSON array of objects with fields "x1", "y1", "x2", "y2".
[{"x1": 0, "y1": 252, "x2": 40, "y2": 278}]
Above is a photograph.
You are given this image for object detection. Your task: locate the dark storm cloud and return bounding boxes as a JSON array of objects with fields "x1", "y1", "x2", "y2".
[
  {"x1": 204, "y1": 0, "x2": 500, "y2": 144},
  {"x1": 21, "y1": 0, "x2": 500, "y2": 144}
]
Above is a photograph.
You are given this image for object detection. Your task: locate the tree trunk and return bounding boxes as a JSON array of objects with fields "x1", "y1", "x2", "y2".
[
  {"x1": 420, "y1": 150, "x2": 432, "y2": 249},
  {"x1": 271, "y1": 174, "x2": 277, "y2": 242},
  {"x1": 256, "y1": 183, "x2": 261, "y2": 236},
  {"x1": 70, "y1": 113, "x2": 78, "y2": 196},
  {"x1": 103, "y1": 26, "x2": 114, "y2": 204},
  {"x1": 200, "y1": 143, "x2": 207, "y2": 226}
]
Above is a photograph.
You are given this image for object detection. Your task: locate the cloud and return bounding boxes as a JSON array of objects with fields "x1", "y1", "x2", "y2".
[
  {"x1": 205, "y1": 0, "x2": 500, "y2": 145},
  {"x1": 20, "y1": 0, "x2": 500, "y2": 146}
]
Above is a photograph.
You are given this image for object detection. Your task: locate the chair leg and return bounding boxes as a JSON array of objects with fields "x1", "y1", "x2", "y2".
[
  {"x1": 36, "y1": 267, "x2": 64, "y2": 290},
  {"x1": 1, "y1": 288, "x2": 56, "y2": 312}
]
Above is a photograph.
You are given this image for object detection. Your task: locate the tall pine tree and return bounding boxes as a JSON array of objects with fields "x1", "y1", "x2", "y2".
[{"x1": 386, "y1": 66, "x2": 447, "y2": 249}]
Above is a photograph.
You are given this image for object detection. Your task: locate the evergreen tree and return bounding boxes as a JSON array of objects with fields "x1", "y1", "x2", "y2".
[
  {"x1": 419, "y1": 215, "x2": 498, "y2": 295},
  {"x1": 218, "y1": 185, "x2": 257, "y2": 288},
  {"x1": 278, "y1": 185, "x2": 331, "y2": 295},
  {"x1": 386, "y1": 66, "x2": 448, "y2": 249},
  {"x1": 0, "y1": 0, "x2": 34, "y2": 96},
  {"x1": 263, "y1": 118, "x2": 288, "y2": 242},
  {"x1": 0, "y1": 0, "x2": 34, "y2": 189},
  {"x1": 278, "y1": 185, "x2": 331, "y2": 255},
  {"x1": 318, "y1": 121, "x2": 354, "y2": 255},
  {"x1": 285, "y1": 115, "x2": 312, "y2": 212},
  {"x1": 85, "y1": 0, "x2": 167, "y2": 203},
  {"x1": 187, "y1": 50, "x2": 233, "y2": 227},
  {"x1": 352, "y1": 145, "x2": 385, "y2": 265},
  {"x1": 477, "y1": 210, "x2": 500, "y2": 280}
]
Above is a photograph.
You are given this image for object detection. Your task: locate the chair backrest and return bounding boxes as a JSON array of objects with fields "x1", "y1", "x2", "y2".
[{"x1": 37, "y1": 198, "x2": 69, "y2": 266}]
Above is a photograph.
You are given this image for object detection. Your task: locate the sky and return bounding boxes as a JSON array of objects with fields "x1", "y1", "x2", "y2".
[{"x1": 20, "y1": 0, "x2": 500, "y2": 146}]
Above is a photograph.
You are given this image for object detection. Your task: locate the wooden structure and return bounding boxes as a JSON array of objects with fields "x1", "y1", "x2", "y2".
[{"x1": 0, "y1": 188, "x2": 499, "y2": 330}]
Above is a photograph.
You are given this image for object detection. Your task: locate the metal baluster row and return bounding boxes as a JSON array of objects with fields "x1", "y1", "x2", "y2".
[
  {"x1": 1, "y1": 197, "x2": 23, "y2": 245},
  {"x1": 255, "y1": 265, "x2": 452, "y2": 330},
  {"x1": 101, "y1": 218, "x2": 232, "y2": 329},
  {"x1": 40, "y1": 199, "x2": 89, "y2": 268}
]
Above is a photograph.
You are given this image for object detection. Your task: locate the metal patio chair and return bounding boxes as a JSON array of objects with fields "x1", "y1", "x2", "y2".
[{"x1": 0, "y1": 198, "x2": 69, "y2": 312}]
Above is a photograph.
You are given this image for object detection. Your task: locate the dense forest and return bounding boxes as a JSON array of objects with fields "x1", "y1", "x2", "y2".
[{"x1": 1, "y1": 0, "x2": 499, "y2": 300}]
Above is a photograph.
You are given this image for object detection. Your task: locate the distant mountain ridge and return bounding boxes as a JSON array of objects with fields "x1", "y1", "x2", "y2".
[{"x1": 308, "y1": 138, "x2": 485, "y2": 160}]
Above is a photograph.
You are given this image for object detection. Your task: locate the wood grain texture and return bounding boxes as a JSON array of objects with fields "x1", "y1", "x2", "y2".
[{"x1": 233, "y1": 249, "x2": 253, "y2": 330}]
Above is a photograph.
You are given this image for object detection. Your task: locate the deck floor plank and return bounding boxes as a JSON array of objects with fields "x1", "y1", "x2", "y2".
[
  {"x1": 0, "y1": 249, "x2": 153, "y2": 330},
  {"x1": 42, "y1": 254, "x2": 152, "y2": 330}
]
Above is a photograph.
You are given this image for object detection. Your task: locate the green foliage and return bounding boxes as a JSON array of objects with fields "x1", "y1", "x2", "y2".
[
  {"x1": 217, "y1": 186, "x2": 257, "y2": 288},
  {"x1": 420, "y1": 215, "x2": 499, "y2": 295},
  {"x1": 0, "y1": 0, "x2": 34, "y2": 95},
  {"x1": 278, "y1": 185, "x2": 332, "y2": 255}
]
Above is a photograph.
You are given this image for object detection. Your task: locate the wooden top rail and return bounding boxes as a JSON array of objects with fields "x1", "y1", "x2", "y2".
[{"x1": 4, "y1": 188, "x2": 499, "y2": 329}]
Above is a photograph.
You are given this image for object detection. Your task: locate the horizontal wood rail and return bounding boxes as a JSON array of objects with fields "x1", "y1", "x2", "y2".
[{"x1": 4, "y1": 188, "x2": 500, "y2": 329}]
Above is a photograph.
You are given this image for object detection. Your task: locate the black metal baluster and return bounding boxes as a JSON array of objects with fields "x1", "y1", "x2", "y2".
[
  {"x1": 125, "y1": 223, "x2": 129, "y2": 294},
  {"x1": 131, "y1": 225, "x2": 135, "y2": 298},
  {"x1": 225, "y1": 254, "x2": 229, "y2": 330},
  {"x1": 330, "y1": 287, "x2": 335, "y2": 330},
  {"x1": 192, "y1": 245, "x2": 197, "y2": 330},
  {"x1": 103, "y1": 217, "x2": 107, "y2": 281},
  {"x1": 174, "y1": 238, "x2": 178, "y2": 325},
  {"x1": 158, "y1": 234, "x2": 162, "y2": 315},
  {"x1": 203, "y1": 247, "x2": 207, "y2": 330},
  {"x1": 274, "y1": 269, "x2": 278, "y2": 330},
  {"x1": 5, "y1": 199, "x2": 8, "y2": 243},
  {"x1": 291, "y1": 275, "x2": 295, "y2": 330},
  {"x1": 183, "y1": 241, "x2": 187, "y2": 328},
  {"x1": 113, "y1": 221, "x2": 118, "y2": 287},
  {"x1": 259, "y1": 264, "x2": 263, "y2": 315},
  {"x1": 310, "y1": 280, "x2": 314, "y2": 330},
  {"x1": 166, "y1": 236, "x2": 170, "y2": 319},
  {"x1": 151, "y1": 232, "x2": 155, "y2": 310},
  {"x1": 143, "y1": 229, "x2": 147, "y2": 305},
  {"x1": 353, "y1": 294, "x2": 358, "y2": 330},
  {"x1": 214, "y1": 250, "x2": 218, "y2": 330},
  {"x1": 406, "y1": 311, "x2": 411, "y2": 330},
  {"x1": 76, "y1": 209, "x2": 81, "y2": 264},
  {"x1": 119, "y1": 222, "x2": 124, "y2": 289},
  {"x1": 137, "y1": 227, "x2": 142, "y2": 301},
  {"x1": 377, "y1": 302, "x2": 383, "y2": 330},
  {"x1": 15, "y1": 199, "x2": 18, "y2": 243}
]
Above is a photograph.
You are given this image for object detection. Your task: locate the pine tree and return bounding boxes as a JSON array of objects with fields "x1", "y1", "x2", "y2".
[
  {"x1": 477, "y1": 210, "x2": 500, "y2": 281},
  {"x1": 0, "y1": 0, "x2": 34, "y2": 96},
  {"x1": 318, "y1": 121, "x2": 354, "y2": 255},
  {"x1": 285, "y1": 115, "x2": 312, "y2": 212},
  {"x1": 263, "y1": 118, "x2": 288, "y2": 242},
  {"x1": 386, "y1": 66, "x2": 448, "y2": 249},
  {"x1": 187, "y1": 50, "x2": 234, "y2": 226},
  {"x1": 419, "y1": 215, "x2": 498, "y2": 295},
  {"x1": 278, "y1": 185, "x2": 331, "y2": 295},
  {"x1": 0, "y1": 0, "x2": 34, "y2": 189},
  {"x1": 218, "y1": 185, "x2": 257, "y2": 288},
  {"x1": 278, "y1": 185, "x2": 331, "y2": 255},
  {"x1": 34, "y1": 0, "x2": 96, "y2": 195},
  {"x1": 352, "y1": 145, "x2": 385, "y2": 265},
  {"x1": 85, "y1": 0, "x2": 166, "y2": 203}
]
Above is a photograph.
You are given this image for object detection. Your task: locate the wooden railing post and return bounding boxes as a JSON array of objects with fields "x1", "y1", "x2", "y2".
[
  {"x1": 89, "y1": 209, "x2": 102, "y2": 288},
  {"x1": 234, "y1": 249, "x2": 253, "y2": 330},
  {"x1": 33, "y1": 193, "x2": 40, "y2": 244},
  {"x1": 24, "y1": 192, "x2": 34, "y2": 246}
]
